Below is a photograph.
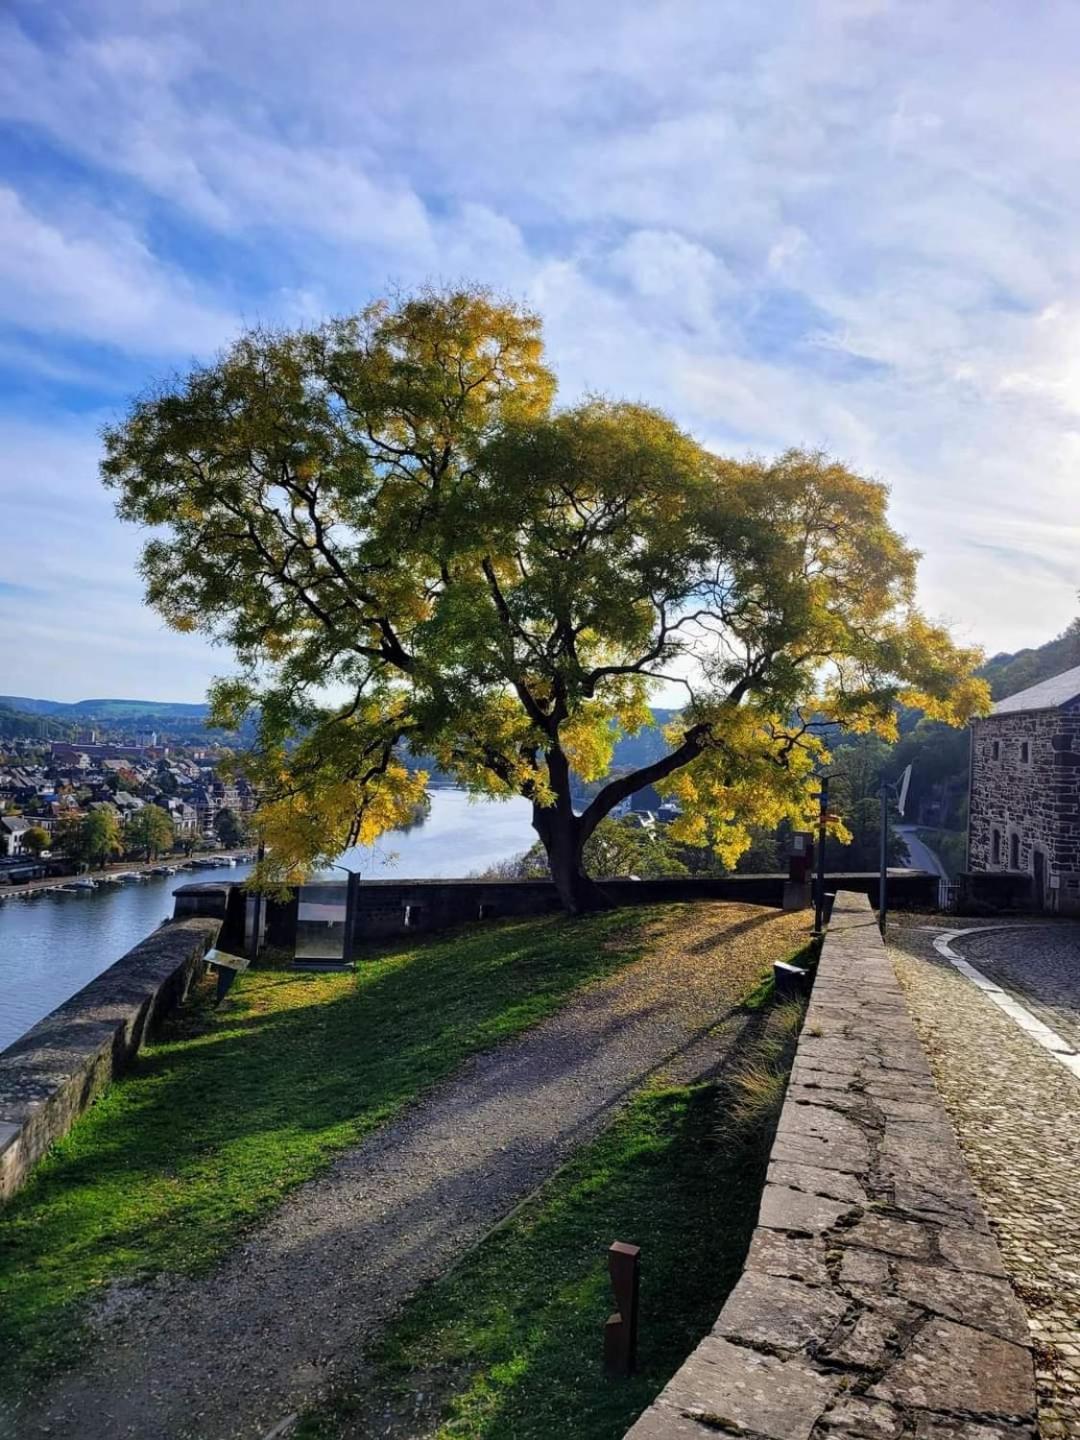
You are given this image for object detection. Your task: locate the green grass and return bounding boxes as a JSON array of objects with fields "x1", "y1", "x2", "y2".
[
  {"x1": 739, "y1": 934, "x2": 820, "y2": 1012},
  {"x1": 0, "y1": 908, "x2": 656, "y2": 1389},
  {"x1": 295, "y1": 1001, "x2": 800, "y2": 1440}
]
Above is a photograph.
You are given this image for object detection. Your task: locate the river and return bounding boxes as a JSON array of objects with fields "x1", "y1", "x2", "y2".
[{"x1": 0, "y1": 789, "x2": 536, "y2": 1053}]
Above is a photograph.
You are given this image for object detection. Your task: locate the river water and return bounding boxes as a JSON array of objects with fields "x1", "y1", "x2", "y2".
[{"x1": 0, "y1": 789, "x2": 536, "y2": 1053}]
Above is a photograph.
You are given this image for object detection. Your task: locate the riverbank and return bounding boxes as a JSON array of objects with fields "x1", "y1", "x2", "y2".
[{"x1": 0, "y1": 850, "x2": 252, "y2": 901}]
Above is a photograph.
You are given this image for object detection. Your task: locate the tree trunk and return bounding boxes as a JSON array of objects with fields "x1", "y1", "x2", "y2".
[{"x1": 532, "y1": 746, "x2": 612, "y2": 913}]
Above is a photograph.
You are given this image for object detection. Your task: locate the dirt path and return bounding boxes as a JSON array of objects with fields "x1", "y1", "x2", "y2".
[{"x1": 7, "y1": 903, "x2": 807, "y2": 1440}]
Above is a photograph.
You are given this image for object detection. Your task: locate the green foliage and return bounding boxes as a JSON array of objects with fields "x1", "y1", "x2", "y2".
[
  {"x1": 213, "y1": 806, "x2": 246, "y2": 847},
  {"x1": 982, "y1": 616, "x2": 1080, "y2": 699},
  {"x1": 490, "y1": 816, "x2": 693, "y2": 880},
  {"x1": 20, "y1": 826, "x2": 50, "y2": 857},
  {"x1": 915, "y1": 827, "x2": 967, "y2": 880},
  {"x1": 102, "y1": 284, "x2": 987, "y2": 908},
  {"x1": 0, "y1": 909, "x2": 654, "y2": 1390},
  {"x1": 0, "y1": 704, "x2": 75, "y2": 741},
  {"x1": 123, "y1": 804, "x2": 174, "y2": 861},
  {"x1": 823, "y1": 735, "x2": 907, "y2": 870},
  {"x1": 55, "y1": 808, "x2": 123, "y2": 868},
  {"x1": 295, "y1": 1009, "x2": 800, "y2": 1440}
]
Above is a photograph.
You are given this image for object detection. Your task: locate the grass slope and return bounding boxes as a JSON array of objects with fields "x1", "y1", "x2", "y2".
[
  {"x1": 0, "y1": 909, "x2": 652, "y2": 1388},
  {"x1": 297, "y1": 1002, "x2": 803, "y2": 1440}
]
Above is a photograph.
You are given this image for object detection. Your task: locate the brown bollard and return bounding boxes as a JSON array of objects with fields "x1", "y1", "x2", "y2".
[{"x1": 603, "y1": 1241, "x2": 640, "y2": 1377}]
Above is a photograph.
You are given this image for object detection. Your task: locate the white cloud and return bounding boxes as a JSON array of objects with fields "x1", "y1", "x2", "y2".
[
  {"x1": 611, "y1": 230, "x2": 737, "y2": 330},
  {"x1": 0, "y1": 187, "x2": 236, "y2": 354},
  {"x1": 5, "y1": 0, "x2": 1080, "y2": 697},
  {"x1": 0, "y1": 418, "x2": 222, "y2": 701}
]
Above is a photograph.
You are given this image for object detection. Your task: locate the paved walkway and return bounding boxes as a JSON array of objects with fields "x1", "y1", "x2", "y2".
[
  {"x1": 890, "y1": 917, "x2": 1080, "y2": 1438},
  {"x1": 6, "y1": 903, "x2": 806, "y2": 1440},
  {"x1": 896, "y1": 824, "x2": 948, "y2": 881}
]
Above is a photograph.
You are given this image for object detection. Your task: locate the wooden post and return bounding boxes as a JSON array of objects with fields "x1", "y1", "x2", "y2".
[{"x1": 603, "y1": 1241, "x2": 640, "y2": 1377}]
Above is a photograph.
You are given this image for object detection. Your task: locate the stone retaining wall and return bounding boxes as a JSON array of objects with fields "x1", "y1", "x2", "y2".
[
  {"x1": 0, "y1": 916, "x2": 220, "y2": 1200},
  {"x1": 344, "y1": 873, "x2": 939, "y2": 947},
  {"x1": 626, "y1": 891, "x2": 1036, "y2": 1440}
]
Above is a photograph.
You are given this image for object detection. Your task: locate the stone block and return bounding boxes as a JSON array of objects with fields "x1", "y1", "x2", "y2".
[
  {"x1": 622, "y1": 1406, "x2": 718, "y2": 1439},
  {"x1": 714, "y1": 1272, "x2": 848, "y2": 1352},
  {"x1": 759, "y1": 1184, "x2": 859, "y2": 1236},
  {"x1": 822, "y1": 1308, "x2": 898, "y2": 1369},
  {"x1": 839, "y1": 1248, "x2": 890, "y2": 1288},
  {"x1": 870, "y1": 1319, "x2": 1034, "y2": 1421},
  {"x1": 768, "y1": 1160, "x2": 869, "y2": 1204},
  {"x1": 662, "y1": 1336, "x2": 838, "y2": 1440},
  {"x1": 746, "y1": 1229, "x2": 832, "y2": 1286},
  {"x1": 893, "y1": 1261, "x2": 1029, "y2": 1345},
  {"x1": 820, "y1": 1396, "x2": 906, "y2": 1439},
  {"x1": 0, "y1": 917, "x2": 219, "y2": 1199},
  {"x1": 840, "y1": 1213, "x2": 936, "y2": 1261}
]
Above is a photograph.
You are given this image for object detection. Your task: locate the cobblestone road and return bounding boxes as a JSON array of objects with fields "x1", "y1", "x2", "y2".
[{"x1": 890, "y1": 917, "x2": 1080, "y2": 1438}]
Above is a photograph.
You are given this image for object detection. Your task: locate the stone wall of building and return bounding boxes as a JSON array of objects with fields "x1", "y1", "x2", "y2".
[
  {"x1": 969, "y1": 706, "x2": 1080, "y2": 912},
  {"x1": 625, "y1": 890, "x2": 1035, "y2": 1440},
  {"x1": 0, "y1": 916, "x2": 220, "y2": 1200}
]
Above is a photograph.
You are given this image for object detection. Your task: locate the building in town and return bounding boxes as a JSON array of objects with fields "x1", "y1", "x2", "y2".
[
  {"x1": 967, "y1": 662, "x2": 1080, "y2": 911},
  {"x1": 0, "y1": 816, "x2": 31, "y2": 857}
]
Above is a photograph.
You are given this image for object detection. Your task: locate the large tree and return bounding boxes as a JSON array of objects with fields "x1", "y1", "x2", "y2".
[
  {"x1": 60, "y1": 808, "x2": 123, "y2": 870},
  {"x1": 103, "y1": 286, "x2": 988, "y2": 911},
  {"x1": 124, "y1": 804, "x2": 175, "y2": 862}
]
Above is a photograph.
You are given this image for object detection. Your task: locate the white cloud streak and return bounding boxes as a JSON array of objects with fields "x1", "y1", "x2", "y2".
[{"x1": 3, "y1": 0, "x2": 1080, "y2": 697}]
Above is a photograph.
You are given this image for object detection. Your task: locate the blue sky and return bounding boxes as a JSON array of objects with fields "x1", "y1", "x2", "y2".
[{"x1": 2, "y1": 0, "x2": 1080, "y2": 702}]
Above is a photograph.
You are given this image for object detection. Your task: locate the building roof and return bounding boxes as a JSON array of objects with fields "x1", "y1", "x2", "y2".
[{"x1": 991, "y1": 662, "x2": 1080, "y2": 716}]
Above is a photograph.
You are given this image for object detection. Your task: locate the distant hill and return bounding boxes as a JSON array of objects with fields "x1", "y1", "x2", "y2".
[
  {"x1": 979, "y1": 618, "x2": 1080, "y2": 700},
  {"x1": 0, "y1": 696, "x2": 210, "y2": 720}
]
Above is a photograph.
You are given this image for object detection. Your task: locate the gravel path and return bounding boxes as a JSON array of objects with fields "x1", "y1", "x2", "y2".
[
  {"x1": 889, "y1": 917, "x2": 1080, "y2": 1439},
  {"x1": 6, "y1": 902, "x2": 805, "y2": 1440}
]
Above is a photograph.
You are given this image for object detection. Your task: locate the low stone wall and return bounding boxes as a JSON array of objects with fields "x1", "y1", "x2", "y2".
[
  {"x1": 0, "y1": 916, "x2": 220, "y2": 1201},
  {"x1": 626, "y1": 891, "x2": 1035, "y2": 1440},
  {"x1": 345, "y1": 871, "x2": 939, "y2": 950}
]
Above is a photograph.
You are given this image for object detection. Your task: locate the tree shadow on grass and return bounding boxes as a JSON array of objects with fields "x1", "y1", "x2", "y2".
[
  {"x1": 299, "y1": 1014, "x2": 798, "y2": 1440},
  {"x1": 0, "y1": 908, "x2": 652, "y2": 1388}
]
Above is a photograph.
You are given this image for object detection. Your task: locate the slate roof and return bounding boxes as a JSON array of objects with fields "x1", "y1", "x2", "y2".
[{"x1": 990, "y1": 662, "x2": 1080, "y2": 716}]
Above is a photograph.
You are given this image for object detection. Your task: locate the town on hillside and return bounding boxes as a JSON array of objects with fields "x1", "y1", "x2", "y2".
[{"x1": 0, "y1": 726, "x2": 255, "y2": 884}]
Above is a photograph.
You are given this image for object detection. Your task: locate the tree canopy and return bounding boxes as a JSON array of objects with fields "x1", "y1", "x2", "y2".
[
  {"x1": 124, "y1": 804, "x2": 174, "y2": 862},
  {"x1": 58, "y1": 808, "x2": 123, "y2": 870},
  {"x1": 103, "y1": 285, "x2": 989, "y2": 909}
]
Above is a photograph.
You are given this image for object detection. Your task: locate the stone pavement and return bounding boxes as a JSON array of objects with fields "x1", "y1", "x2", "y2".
[
  {"x1": 890, "y1": 917, "x2": 1080, "y2": 1438},
  {"x1": 628, "y1": 893, "x2": 1035, "y2": 1440}
]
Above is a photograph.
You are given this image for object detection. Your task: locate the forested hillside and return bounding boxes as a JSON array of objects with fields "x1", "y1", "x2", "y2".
[{"x1": 980, "y1": 618, "x2": 1080, "y2": 699}]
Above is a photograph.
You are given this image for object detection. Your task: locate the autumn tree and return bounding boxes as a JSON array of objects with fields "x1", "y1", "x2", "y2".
[
  {"x1": 62, "y1": 808, "x2": 123, "y2": 870},
  {"x1": 124, "y1": 804, "x2": 175, "y2": 862},
  {"x1": 102, "y1": 286, "x2": 989, "y2": 911},
  {"x1": 22, "y1": 825, "x2": 51, "y2": 857}
]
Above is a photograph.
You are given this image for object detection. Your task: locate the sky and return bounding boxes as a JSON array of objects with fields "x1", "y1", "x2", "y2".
[{"x1": 2, "y1": 0, "x2": 1080, "y2": 703}]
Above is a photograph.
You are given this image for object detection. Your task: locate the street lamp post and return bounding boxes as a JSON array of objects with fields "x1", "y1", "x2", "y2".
[{"x1": 813, "y1": 774, "x2": 830, "y2": 936}]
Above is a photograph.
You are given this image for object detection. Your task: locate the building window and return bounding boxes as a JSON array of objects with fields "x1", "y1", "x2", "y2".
[
  {"x1": 1009, "y1": 833, "x2": 1020, "y2": 870},
  {"x1": 1020, "y1": 741, "x2": 1030, "y2": 763},
  {"x1": 992, "y1": 740, "x2": 1000, "y2": 760},
  {"x1": 992, "y1": 829, "x2": 1001, "y2": 866}
]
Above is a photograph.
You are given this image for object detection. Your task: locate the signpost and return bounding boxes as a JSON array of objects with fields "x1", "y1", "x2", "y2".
[{"x1": 603, "y1": 1241, "x2": 641, "y2": 1377}]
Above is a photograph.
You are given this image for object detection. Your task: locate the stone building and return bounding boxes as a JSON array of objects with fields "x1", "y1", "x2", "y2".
[{"x1": 968, "y1": 662, "x2": 1080, "y2": 912}]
